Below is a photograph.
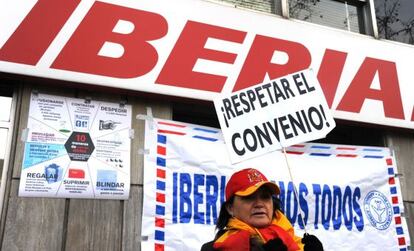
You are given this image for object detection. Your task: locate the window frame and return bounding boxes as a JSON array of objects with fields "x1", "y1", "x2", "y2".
[
  {"x1": 283, "y1": 0, "x2": 376, "y2": 35},
  {"x1": 0, "y1": 85, "x2": 18, "y2": 221}
]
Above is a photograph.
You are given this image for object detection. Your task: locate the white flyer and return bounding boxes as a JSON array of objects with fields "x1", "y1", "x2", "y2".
[{"x1": 18, "y1": 92, "x2": 131, "y2": 199}]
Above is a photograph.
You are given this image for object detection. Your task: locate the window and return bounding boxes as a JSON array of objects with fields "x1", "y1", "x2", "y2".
[
  {"x1": 216, "y1": 0, "x2": 283, "y2": 15},
  {"x1": 374, "y1": 0, "x2": 414, "y2": 45},
  {"x1": 0, "y1": 129, "x2": 8, "y2": 159},
  {"x1": 173, "y1": 102, "x2": 220, "y2": 128},
  {"x1": 0, "y1": 87, "x2": 13, "y2": 159},
  {"x1": 288, "y1": 0, "x2": 368, "y2": 33},
  {"x1": 215, "y1": 0, "x2": 377, "y2": 35},
  {"x1": 0, "y1": 96, "x2": 12, "y2": 121},
  {"x1": 0, "y1": 84, "x2": 14, "y2": 219}
]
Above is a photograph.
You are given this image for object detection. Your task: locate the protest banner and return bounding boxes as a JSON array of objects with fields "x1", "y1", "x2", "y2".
[
  {"x1": 213, "y1": 68, "x2": 336, "y2": 163},
  {"x1": 141, "y1": 118, "x2": 410, "y2": 251}
]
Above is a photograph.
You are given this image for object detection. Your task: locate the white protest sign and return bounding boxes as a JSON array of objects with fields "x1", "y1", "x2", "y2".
[{"x1": 214, "y1": 68, "x2": 336, "y2": 163}]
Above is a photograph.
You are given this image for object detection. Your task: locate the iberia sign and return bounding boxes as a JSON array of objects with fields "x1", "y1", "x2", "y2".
[{"x1": 0, "y1": 0, "x2": 413, "y2": 129}]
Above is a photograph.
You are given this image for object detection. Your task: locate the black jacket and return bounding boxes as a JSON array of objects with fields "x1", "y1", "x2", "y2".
[
  {"x1": 200, "y1": 234, "x2": 284, "y2": 251},
  {"x1": 200, "y1": 232, "x2": 324, "y2": 251},
  {"x1": 200, "y1": 240, "x2": 214, "y2": 251}
]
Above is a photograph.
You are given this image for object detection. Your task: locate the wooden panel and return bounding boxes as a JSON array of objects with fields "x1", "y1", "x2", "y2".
[
  {"x1": 131, "y1": 97, "x2": 172, "y2": 185},
  {"x1": 65, "y1": 199, "x2": 123, "y2": 251},
  {"x1": 122, "y1": 185, "x2": 143, "y2": 251},
  {"x1": 385, "y1": 132, "x2": 414, "y2": 248},
  {"x1": 403, "y1": 202, "x2": 414, "y2": 249},
  {"x1": 385, "y1": 132, "x2": 414, "y2": 201},
  {"x1": 1, "y1": 179, "x2": 66, "y2": 251},
  {"x1": 64, "y1": 90, "x2": 125, "y2": 250},
  {"x1": 75, "y1": 89, "x2": 125, "y2": 103},
  {"x1": 130, "y1": 98, "x2": 146, "y2": 186},
  {"x1": 12, "y1": 86, "x2": 31, "y2": 178},
  {"x1": 4, "y1": 84, "x2": 172, "y2": 251}
]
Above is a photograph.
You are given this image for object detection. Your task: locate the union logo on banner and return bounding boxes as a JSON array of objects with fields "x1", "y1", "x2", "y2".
[{"x1": 364, "y1": 190, "x2": 393, "y2": 231}]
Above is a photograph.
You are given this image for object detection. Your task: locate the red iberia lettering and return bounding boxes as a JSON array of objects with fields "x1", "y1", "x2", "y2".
[
  {"x1": 234, "y1": 35, "x2": 311, "y2": 91},
  {"x1": 317, "y1": 49, "x2": 348, "y2": 108},
  {"x1": 0, "y1": 0, "x2": 409, "y2": 128},
  {"x1": 0, "y1": 0, "x2": 80, "y2": 65},
  {"x1": 52, "y1": 2, "x2": 168, "y2": 78},
  {"x1": 157, "y1": 21, "x2": 246, "y2": 92},
  {"x1": 336, "y1": 58, "x2": 404, "y2": 119},
  {"x1": 411, "y1": 107, "x2": 414, "y2": 121}
]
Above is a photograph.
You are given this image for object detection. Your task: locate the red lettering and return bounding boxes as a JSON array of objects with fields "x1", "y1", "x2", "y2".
[
  {"x1": 233, "y1": 35, "x2": 311, "y2": 91},
  {"x1": 411, "y1": 107, "x2": 414, "y2": 121},
  {"x1": 157, "y1": 21, "x2": 246, "y2": 92},
  {"x1": 317, "y1": 49, "x2": 348, "y2": 108},
  {"x1": 0, "y1": 0, "x2": 80, "y2": 65},
  {"x1": 52, "y1": 2, "x2": 167, "y2": 78},
  {"x1": 337, "y1": 58, "x2": 404, "y2": 119}
]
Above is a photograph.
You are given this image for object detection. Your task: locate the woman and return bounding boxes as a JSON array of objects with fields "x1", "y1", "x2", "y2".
[{"x1": 200, "y1": 168, "x2": 323, "y2": 251}]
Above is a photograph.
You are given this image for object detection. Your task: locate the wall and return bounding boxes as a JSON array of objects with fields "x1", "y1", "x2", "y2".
[
  {"x1": 385, "y1": 132, "x2": 414, "y2": 247},
  {"x1": 0, "y1": 84, "x2": 172, "y2": 250},
  {"x1": 0, "y1": 83, "x2": 413, "y2": 250}
]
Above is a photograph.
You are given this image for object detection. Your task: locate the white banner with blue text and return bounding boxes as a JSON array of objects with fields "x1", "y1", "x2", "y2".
[{"x1": 141, "y1": 118, "x2": 410, "y2": 251}]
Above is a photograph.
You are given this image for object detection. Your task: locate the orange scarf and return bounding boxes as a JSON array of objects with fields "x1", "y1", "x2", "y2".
[{"x1": 213, "y1": 217, "x2": 300, "y2": 251}]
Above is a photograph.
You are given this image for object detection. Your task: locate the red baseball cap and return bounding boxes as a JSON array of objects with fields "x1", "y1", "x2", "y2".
[{"x1": 225, "y1": 168, "x2": 280, "y2": 200}]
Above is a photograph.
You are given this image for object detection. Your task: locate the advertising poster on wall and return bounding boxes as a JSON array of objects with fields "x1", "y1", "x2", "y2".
[
  {"x1": 18, "y1": 92, "x2": 132, "y2": 199},
  {"x1": 141, "y1": 118, "x2": 410, "y2": 251}
]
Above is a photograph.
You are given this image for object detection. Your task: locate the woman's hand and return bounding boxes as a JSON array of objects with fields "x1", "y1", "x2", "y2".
[
  {"x1": 302, "y1": 233, "x2": 324, "y2": 251},
  {"x1": 262, "y1": 238, "x2": 287, "y2": 251}
]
